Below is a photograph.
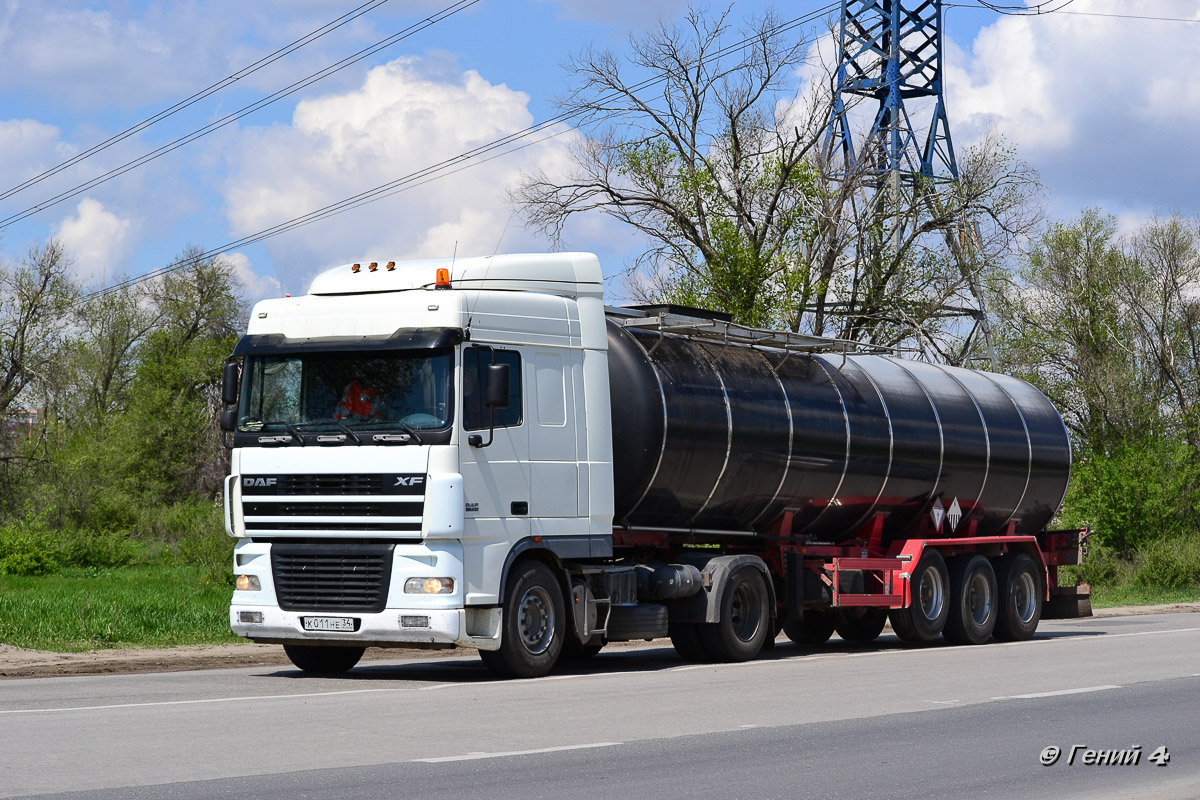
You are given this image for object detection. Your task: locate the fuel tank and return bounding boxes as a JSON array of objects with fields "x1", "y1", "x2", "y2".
[{"x1": 607, "y1": 316, "x2": 1071, "y2": 543}]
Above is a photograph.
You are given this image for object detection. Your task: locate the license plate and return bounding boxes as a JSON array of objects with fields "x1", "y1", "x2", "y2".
[{"x1": 302, "y1": 616, "x2": 356, "y2": 632}]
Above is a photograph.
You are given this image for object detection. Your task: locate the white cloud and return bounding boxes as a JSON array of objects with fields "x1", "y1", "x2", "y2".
[
  {"x1": 221, "y1": 56, "x2": 580, "y2": 291},
  {"x1": 0, "y1": 119, "x2": 73, "y2": 189},
  {"x1": 53, "y1": 198, "x2": 134, "y2": 285},
  {"x1": 945, "y1": 0, "x2": 1200, "y2": 215},
  {"x1": 222, "y1": 251, "x2": 283, "y2": 304}
]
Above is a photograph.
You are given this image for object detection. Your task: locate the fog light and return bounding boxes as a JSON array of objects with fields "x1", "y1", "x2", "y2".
[
  {"x1": 238, "y1": 611, "x2": 264, "y2": 624},
  {"x1": 235, "y1": 574, "x2": 261, "y2": 591},
  {"x1": 405, "y1": 577, "x2": 454, "y2": 594},
  {"x1": 401, "y1": 615, "x2": 430, "y2": 628}
]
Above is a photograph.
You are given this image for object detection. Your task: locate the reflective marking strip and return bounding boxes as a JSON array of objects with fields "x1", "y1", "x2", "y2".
[
  {"x1": 1004, "y1": 685, "x2": 1120, "y2": 700},
  {"x1": 415, "y1": 742, "x2": 622, "y2": 763}
]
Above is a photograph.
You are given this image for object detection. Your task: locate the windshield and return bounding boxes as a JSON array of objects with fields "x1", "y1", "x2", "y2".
[{"x1": 238, "y1": 349, "x2": 453, "y2": 436}]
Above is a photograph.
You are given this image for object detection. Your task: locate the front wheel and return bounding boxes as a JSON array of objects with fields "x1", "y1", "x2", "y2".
[
  {"x1": 479, "y1": 560, "x2": 565, "y2": 678},
  {"x1": 283, "y1": 644, "x2": 365, "y2": 674}
]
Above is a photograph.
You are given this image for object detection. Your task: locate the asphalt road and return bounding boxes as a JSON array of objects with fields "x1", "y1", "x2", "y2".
[{"x1": 2, "y1": 613, "x2": 1198, "y2": 800}]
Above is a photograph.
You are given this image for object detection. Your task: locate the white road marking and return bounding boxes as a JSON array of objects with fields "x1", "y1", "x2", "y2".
[
  {"x1": 415, "y1": 742, "x2": 622, "y2": 763},
  {"x1": 0, "y1": 687, "x2": 405, "y2": 715},
  {"x1": 1003, "y1": 685, "x2": 1121, "y2": 700}
]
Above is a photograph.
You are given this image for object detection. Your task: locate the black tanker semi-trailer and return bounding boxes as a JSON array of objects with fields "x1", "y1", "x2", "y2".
[{"x1": 595, "y1": 308, "x2": 1083, "y2": 659}]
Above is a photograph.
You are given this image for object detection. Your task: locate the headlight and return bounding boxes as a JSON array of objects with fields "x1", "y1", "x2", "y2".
[
  {"x1": 235, "y1": 574, "x2": 261, "y2": 591},
  {"x1": 404, "y1": 577, "x2": 454, "y2": 594}
]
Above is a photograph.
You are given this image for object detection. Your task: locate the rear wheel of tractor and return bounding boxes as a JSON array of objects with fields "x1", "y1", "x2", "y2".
[
  {"x1": 783, "y1": 608, "x2": 836, "y2": 646},
  {"x1": 479, "y1": 560, "x2": 565, "y2": 678},
  {"x1": 993, "y1": 553, "x2": 1042, "y2": 642},
  {"x1": 943, "y1": 554, "x2": 999, "y2": 645},
  {"x1": 669, "y1": 621, "x2": 709, "y2": 662},
  {"x1": 834, "y1": 607, "x2": 889, "y2": 642},
  {"x1": 699, "y1": 567, "x2": 771, "y2": 662},
  {"x1": 283, "y1": 645, "x2": 365, "y2": 674},
  {"x1": 889, "y1": 548, "x2": 950, "y2": 643}
]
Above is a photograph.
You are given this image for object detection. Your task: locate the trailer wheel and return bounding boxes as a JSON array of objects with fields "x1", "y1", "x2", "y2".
[
  {"x1": 993, "y1": 553, "x2": 1043, "y2": 641},
  {"x1": 282, "y1": 645, "x2": 365, "y2": 674},
  {"x1": 944, "y1": 554, "x2": 998, "y2": 645},
  {"x1": 834, "y1": 608, "x2": 888, "y2": 642},
  {"x1": 479, "y1": 560, "x2": 565, "y2": 678},
  {"x1": 669, "y1": 622, "x2": 709, "y2": 662},
  {"x1": 699, "y1": 567, "x2": 771, "y2": 662},
  {"x1": 889, "y1": 548, "x2": 950, "y2": 643},
  {"x1": 782, "y1": 608, "x2": 836, "y2": 646}
]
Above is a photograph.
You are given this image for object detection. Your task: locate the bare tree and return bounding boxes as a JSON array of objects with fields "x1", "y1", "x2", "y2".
[{"x1": 513, "y1": 5, "x2": 1041, "y2": 363}]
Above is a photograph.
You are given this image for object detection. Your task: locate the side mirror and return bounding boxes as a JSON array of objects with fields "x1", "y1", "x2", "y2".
[
  {"x1": 222, "y1": 360, "x2": 240, "y2": 406},
  {"x1": 219, "y1": 408, "x2": 238, "y2": 432},
  {"x1": 485, "y1": 363, "x2": 510, "y2": 408}
]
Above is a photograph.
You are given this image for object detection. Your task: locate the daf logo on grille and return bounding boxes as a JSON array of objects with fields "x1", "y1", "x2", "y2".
[
  {"x1": 395, "y1": 476, "x2": 424, "y2": 487},
  {"x1": 243, "y1": 477, "x2": 277, "y2": 487}
]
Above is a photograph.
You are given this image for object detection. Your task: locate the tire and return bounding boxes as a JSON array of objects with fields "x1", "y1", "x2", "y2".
[
  {"x1": 889, "y1": 547, "x2": 950, "y2": 643},
  {"x1": 282, "y1": 644, "x2": 365, "y2": 674},
  {"x1": 944, "y1": 554, "x2": 999, "y2": 645},
  {"x1": 782, "y1": 608, "x2": 836, "y2": 646},
  {"x1": 560, "y1": 638, "x2": 604, "y2": 660},
  {"x1": 834, "y1": 607, "x2": 888, "y2": 642},
  {"x1": 669, "y1": 621, "x2": 709, "y2": 662},
  {"x1": 698, "y1": 567, "x2": 771, "y2": 662},
  {"x1": 479, "y1": 560, "x2": 565, "y2": 678},
  {"x1": 993, "y1": 553, "x2": 1043, "y2": 641}
]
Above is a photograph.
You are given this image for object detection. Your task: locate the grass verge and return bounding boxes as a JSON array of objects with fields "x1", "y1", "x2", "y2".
[
  {"x1": 1087, "y1": 585, "x2": 1200, "y2": 608},
  {"x1": 0, "y1": 566, "x2": 237, "y2": 652}
]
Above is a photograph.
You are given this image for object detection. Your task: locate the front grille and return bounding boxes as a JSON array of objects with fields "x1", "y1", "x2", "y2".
[{"x1": 271, "y1": 543, "x2": 394, "y2": 612}]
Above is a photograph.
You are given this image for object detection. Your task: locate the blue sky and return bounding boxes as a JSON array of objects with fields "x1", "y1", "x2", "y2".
[{"x1": 1, "y1": 0, "x2": 1198, "y2": 301}]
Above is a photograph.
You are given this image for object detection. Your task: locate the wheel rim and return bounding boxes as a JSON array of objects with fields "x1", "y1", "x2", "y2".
[
  {"x1": 517, "y1": 585, "x2": 555, "y2": 654},
  {"x1": 729, "y1": 582, "x2": 763, "y2": 643},
  {"x1": 1013, "y1": 570, "x2": 1037, "y2": 624},
  {"x1": 919, "y1": 565, "x2": 945, "y2": 622},
  {"x1": 967, "y1": 571, "x2": 994, "y2": 626}
]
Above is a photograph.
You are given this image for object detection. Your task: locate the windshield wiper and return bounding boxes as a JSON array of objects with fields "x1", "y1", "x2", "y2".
[
  {"x1": 330, "y1": 420, "x2": 363, "y2": 445},
  {"x1": 394, "y1": 420, "x2": 423, "y2": 444},
  {"x1": 283, "y1": 423, "x2": 308, "y2": 446}
]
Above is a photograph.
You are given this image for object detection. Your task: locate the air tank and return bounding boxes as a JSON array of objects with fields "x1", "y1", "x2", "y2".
[{"x1": 607, "y1": 316, "x2": 1071, "y2": 544}]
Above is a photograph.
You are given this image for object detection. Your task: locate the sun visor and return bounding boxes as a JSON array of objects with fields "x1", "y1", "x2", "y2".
[{"x1": 232, "y1": 327, "x2": 463, "y2": 356}]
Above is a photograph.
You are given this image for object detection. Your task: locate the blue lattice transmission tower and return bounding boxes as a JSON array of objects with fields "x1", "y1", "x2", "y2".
[
  {"x1": 823, "y1": 0, "x2": 994, "y2": 364},
  {"x1": 825, "y1": 0, "x2": 958, "y2": 184}
]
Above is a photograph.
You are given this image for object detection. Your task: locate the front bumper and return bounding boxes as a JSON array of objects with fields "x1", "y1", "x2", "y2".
[{"x1": 229, "y1": 605, "x2": 501, "y2": 650}]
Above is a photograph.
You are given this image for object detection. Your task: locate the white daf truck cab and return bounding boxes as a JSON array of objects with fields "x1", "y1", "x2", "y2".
[{"x1": 223, "y1": 253, "x2": 617, "y2": 676}]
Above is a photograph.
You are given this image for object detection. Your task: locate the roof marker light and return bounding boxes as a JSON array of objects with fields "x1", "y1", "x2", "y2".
[
  {"x1": 368, "y1": 261, "x2": 378, "y2": 272},
  {"x1": 351, "y1": 263, "x2": 361, "y2": 273},
  {"x1": 435, "y1": 267, "x2": 451, "y2": 288},
  {"x1": 386, "y1": 261, "x2": 396, "y2": 271}
]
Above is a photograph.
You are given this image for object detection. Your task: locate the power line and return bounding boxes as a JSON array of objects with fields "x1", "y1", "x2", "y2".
[
  {"x1": 0, "y1": 0, "x2": 395, "y2": 205},
  {"x1": 84, "y1": 2, "x2": 840, "y2": 302},
  {"x1": 0, "y1": 0, "x2": 480, "y2": 231},
  {"x1": 950, "y1": 2, "x2": 1199, "y2": 23}
]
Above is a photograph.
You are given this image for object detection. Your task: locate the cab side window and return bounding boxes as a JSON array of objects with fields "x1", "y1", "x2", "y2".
[{"x1": 463, "y1": 346, "x2": 522, "y2": 430}]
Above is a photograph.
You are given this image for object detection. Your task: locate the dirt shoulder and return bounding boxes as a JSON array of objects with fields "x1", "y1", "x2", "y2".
[{"x1": 3, "y1": 603, "x2": 1198, "y2": 680}]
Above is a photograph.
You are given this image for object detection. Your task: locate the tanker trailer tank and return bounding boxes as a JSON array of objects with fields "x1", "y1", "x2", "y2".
[{"x1": 606, "y1": 315, "x2": 1071, "y2": 545}]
